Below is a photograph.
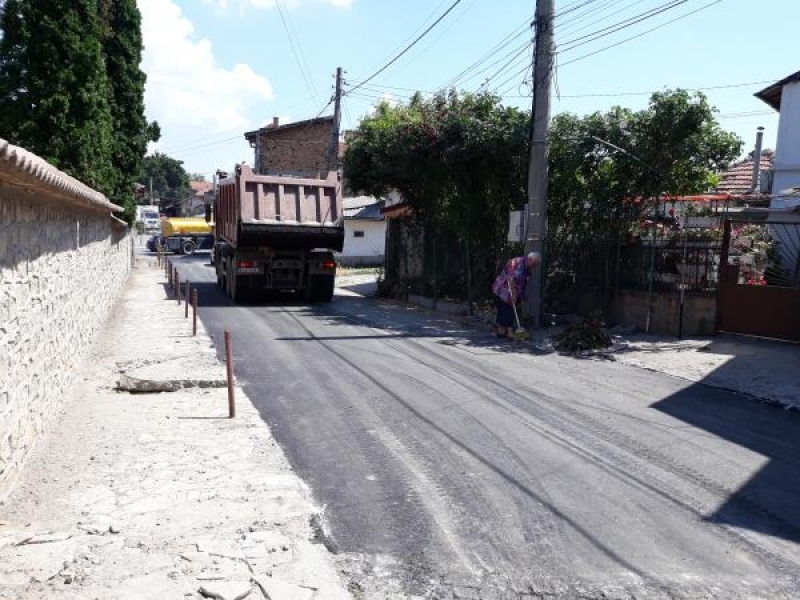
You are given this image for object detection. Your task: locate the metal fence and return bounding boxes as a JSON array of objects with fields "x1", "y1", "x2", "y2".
[{"x1": 618, "y1": 237, "x2": 723, "y2": 295}]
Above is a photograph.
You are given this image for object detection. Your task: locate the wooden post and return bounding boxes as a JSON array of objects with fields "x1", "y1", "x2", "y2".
[
  {"x1": 224, "y1": 331, "x2": 235, "y2": 418},
  {"x1": 192, "y1": 289, "x2": 198, "y2": 336}
]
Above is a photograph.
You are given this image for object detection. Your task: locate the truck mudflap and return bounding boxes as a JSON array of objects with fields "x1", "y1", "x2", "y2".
[{"x1": 238, "y1": 222, "x2": 344, "y2": 252}]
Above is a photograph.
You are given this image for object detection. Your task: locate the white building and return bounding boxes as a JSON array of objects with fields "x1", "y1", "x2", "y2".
[
  {"x1": 756, "y1": 70, "x2": 800, "y2": 211},
  {"x1": 337, "y1": 196, "x2": 386, "y2": 267}
]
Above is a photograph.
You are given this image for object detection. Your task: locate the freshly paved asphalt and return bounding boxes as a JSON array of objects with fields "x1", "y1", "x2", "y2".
[{"x1": 168, "y1": 253, "x2": 800, "y2": 599}]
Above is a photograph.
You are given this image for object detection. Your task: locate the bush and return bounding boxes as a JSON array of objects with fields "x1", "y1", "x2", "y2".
[{"x1": 552, "y1": 312, "x2": 612, "y2": 353}]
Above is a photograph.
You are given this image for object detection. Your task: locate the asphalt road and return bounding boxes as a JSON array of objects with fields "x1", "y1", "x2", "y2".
[{"x1": 169, "y1": 253, "x2": 800, "y2": 599}]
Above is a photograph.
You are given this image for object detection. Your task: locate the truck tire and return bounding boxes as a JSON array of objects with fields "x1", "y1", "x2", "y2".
[
  {"x1": 306, "y1": 274, "x2": 335, "y2": 302},
  {"x1": 216, "y1": 261, "x2": 224, "y2": 288},
  {"x1": 226, "y1": 258, "x2": 246, "y2": 303},
  {"x1": 182, "y1": 239, "x2": 197, "y2": 255}
]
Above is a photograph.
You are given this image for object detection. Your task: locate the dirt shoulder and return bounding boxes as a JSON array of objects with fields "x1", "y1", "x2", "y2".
[{"x1": 0, "y1": 259, "x2": 350, "y2": 600}]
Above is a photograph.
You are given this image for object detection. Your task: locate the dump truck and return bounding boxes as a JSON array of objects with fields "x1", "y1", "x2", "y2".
[
  {"x1": 212, "y1": 164, "x2": 343, "y2": 302},
  {"x1": 160, "y1": 217, "x2": 214, "y2": 255}
]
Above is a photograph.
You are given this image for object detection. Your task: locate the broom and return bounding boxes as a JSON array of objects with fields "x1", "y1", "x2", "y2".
[{"x1": 507, "y1": 280, "x2": 529, "y2": 341}]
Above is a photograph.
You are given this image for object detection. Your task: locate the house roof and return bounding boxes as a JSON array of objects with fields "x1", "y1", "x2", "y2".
[
  {"x1": 244, "y1": 116, "x2": 335, "y2": 142},
  {"x1": 343, "y1": 196, "x2": 385, "y2": 220},
  {"x1": 715, "y1": 152, "x2": 774, "y2": 195},
  {"x1": 755, "y1": 69, "x2": 800, "y2": 111},
  {"x1": 190, "y1": 180, "x2": 213, "y2": 196}
]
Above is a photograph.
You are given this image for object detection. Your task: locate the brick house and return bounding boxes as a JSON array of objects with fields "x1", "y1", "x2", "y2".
[{"x1": 244, "y1": 116, "x2": 335, "y2": 178}]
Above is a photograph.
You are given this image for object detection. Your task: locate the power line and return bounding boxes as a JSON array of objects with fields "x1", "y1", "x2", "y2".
[
  {"x1": 357, "y1": 0, "x2": 451, "y2": 79},
  {"x1": 551, "y1": 79, "x2": 776, "y2": 99},
  {"x1": 346, "y1": 0, "x2": 463, "y2": 95},
  {"x1": 554, "y1": 0, "x2": 601, "y2": 20},
  {"x1": 439, "y1": 15, "x2": 534, "y2": 90},
  {"x1": 346, "y1": 77, "x2": 777, "y2": 105},
  {"x1": 559, "y1": 0, "x2": 648, "y2": 37},
  {"x1": 559, "y1": 0, "x2": 724, "y2": 67},
  {"x1": 558, "y1": 0, "x2": 689, "y2": 52},
  {"x1": 474, "y1": 41, "x2": 534, "y2": 91},
  {"x1": 479, "y1": 46, "x2": 534, "y2": 93},
  {"x1": 274, "y1": 0, "x2": 321, "y2": 110}
]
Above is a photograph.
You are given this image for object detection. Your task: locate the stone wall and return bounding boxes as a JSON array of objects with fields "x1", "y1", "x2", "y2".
[{"x1": 0, "y1": 140, "x2": 132, "y2": 496}]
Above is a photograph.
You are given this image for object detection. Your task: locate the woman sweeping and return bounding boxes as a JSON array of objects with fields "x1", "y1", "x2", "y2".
[{"x1": 491, "y1": 252, "x2": 541, "y2": 339}]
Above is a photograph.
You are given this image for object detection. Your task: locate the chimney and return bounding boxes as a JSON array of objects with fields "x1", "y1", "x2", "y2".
[
  {"x1": 272, "y1": 117, "x2": 280, "y2": 128},
  {"x1": 751, "y1": 126, "x2": 764, "y2": 192}
]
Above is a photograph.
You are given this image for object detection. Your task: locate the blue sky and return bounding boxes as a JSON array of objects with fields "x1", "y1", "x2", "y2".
[{"x1": 138, "y1": 0, "x2": 799, "y2": 178}]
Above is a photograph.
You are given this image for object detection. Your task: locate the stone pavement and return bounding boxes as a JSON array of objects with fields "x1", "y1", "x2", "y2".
[{"x1": 0, "y1": 259, "x2": 351, "y2": 600}]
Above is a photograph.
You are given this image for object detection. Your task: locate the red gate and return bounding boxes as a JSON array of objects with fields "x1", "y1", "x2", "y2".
[{"x1": 716, "y1": 218, "x2": 800, "y2": 341}]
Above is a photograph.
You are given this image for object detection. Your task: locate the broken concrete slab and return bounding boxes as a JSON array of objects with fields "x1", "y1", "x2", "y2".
[
  {"x1": 198, "y1": 580, "x2": 253, "y2": 600},
  {"x1": 116, "y1": 372, "x2": 226, "y2": 393},
  {"x1": 253, "y1": 576, "x2": 315, "y2": 600},
  {"x1": 116, "y1": 353, "x2": 226, "y2": 393}
]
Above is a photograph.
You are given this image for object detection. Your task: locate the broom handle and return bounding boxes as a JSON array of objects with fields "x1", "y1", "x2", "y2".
[{"x1": 507, "y1": 279, "x2": 522, "y2": 329}]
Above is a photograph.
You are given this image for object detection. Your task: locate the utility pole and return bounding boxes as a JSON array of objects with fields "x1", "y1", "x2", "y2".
[
  {"x1": 328, "y1": 66, "x2": 343, "y2": 173},
  {"x1": 149, "y1": 176, "x2": 154, "y2": 206},
  {"x1": 523, "y1": 0, "x2": 555, "y2": 327}
]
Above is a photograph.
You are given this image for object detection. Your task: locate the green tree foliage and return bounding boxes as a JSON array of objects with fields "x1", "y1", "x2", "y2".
[
  {"x1": 0, "y1": 0, "x2": 115, "y2": 192},
  {"x1": 98, "y1": 0, "x2": 160, "y2": 224},
  {"x1": 345, "y1": 89, "x2": 742, "y2": 305},
  {"x1": 139, "y1": 152, "x2": 192, "y2": 213},
  {"x1": 345, "y1": 91, "x2": 528, "y2": 252},
  {"x1": 0, "y1": 0, "x2": 156, "y2": 225},
  {"x1": 546, "y1": 90, "x2": 742, "y2": 307}
]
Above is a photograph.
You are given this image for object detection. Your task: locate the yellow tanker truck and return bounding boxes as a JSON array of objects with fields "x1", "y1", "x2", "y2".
[{"x1": 160, "y1": 217, "x2": 214, "y2": 255}]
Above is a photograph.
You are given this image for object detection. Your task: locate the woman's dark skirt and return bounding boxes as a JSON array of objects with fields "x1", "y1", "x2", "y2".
[{"x1": 495, "y1": 295, "x2": 515, "y2": 328}]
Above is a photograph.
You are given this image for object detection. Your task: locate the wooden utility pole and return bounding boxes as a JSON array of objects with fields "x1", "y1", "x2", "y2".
[
  {"x1": 328, "y1": 67, "x2": 343, "y2": 172},
  {"x1": 523, "y1": 0, "x2": 555, "y2": 327}
]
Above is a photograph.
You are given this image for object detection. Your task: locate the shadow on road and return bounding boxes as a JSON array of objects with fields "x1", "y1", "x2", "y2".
[{"x1": 653, "y1": 382, "x2": 800, "y2": 545}]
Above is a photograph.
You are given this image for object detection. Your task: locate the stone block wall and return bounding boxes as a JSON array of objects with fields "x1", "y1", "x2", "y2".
[{"x1": 0, "y1": 184, "x2": 132, "y2": 495}]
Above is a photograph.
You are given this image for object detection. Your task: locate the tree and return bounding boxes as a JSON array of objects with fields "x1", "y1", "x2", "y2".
[
  {"x1": 139, "y1": 153, "x2": 192, "y2": 215},
  {"x1": 545, "y1": 89, "x2": 743, "y2": 308},
  {"x1": 0, "y1": 0, "x2": 156, "y2": 225},
  {"x1": 345, "y1": 88, "x2": 742, "y2": 306},
  {"x1": 344, "y1": 91, "x2": 529, "y2": 300},
  {"x1": 0, "y1": 0, "x2": 115, "y2": 193},
  {"x1": 98, "y1": 0, "x2": 160, "y2": 224}
]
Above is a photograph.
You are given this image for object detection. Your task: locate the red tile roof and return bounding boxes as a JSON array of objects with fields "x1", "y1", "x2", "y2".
[
  {"x1": 716, "y1": 152, "x2": 774, "y2": 195},
  {"x1": 190, "y1": 180, "x2": 213, "y2": 195}
]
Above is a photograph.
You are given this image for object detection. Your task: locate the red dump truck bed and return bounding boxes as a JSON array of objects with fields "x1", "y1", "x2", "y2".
[{"x1": 214, "y1": 164, "x2": 344, "y2": 251}]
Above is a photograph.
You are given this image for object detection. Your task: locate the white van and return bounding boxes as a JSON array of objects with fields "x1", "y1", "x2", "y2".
[{"x1": 136, "y1": 206, "x2": 161, "y2": 233}]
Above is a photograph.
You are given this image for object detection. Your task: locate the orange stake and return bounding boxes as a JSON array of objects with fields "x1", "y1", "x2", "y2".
[{"x1": 224, "y1": 330, "x2": 235, "y2": 419}]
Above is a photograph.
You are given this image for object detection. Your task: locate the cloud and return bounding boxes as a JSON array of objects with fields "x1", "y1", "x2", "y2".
[
  {"x1": 367, "y1": 93, "x2": 398, "y2": 115},
  {"x1": 138, "y1": 0, "x2": 274, "y2": 170}
]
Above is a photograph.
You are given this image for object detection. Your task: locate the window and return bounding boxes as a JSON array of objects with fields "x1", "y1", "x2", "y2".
[{"x1": 353, "y1": 230, "x2": 365, "y2": 238}]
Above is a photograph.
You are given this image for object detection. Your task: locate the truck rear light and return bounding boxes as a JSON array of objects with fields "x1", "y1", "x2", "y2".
[
  {"x1": 322, "y1": 260, "x2": 336, "y2": 270},
  {"x1": 238, "y1": 260, "x2": 256, "y2": 269}
]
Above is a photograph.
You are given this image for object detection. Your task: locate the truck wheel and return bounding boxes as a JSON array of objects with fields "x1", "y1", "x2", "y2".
[
  {"x1": 307, "y1": 274, "x2": 335, "y2": 302},
  {"x1": 182, "y1": 239, "x2": 197, "y2": 255},
  {"x1": 226, "y1": 258, "x2": 245, "y2": 303}
]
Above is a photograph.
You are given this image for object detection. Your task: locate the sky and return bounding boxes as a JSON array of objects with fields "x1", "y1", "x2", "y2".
[{"x1": 137, "y1": 0, "x2": 800, "y2": 179}]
